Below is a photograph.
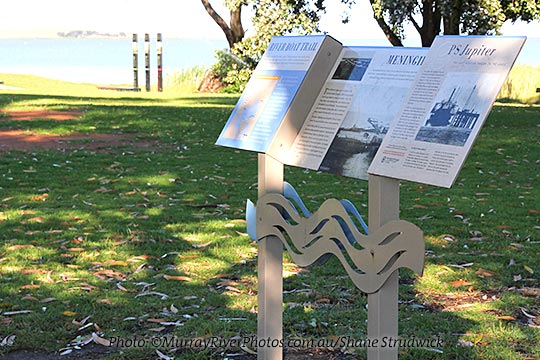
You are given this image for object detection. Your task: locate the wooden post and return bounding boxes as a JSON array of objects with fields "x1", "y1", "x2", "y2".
[
  {"x1": 157, "y1": 33, "x2": 163, "y2": 92},
  {"x1": 367, "y1": 174, "x2": 400, "y2": 360},
  {"x1": 144, "y1": 33, "x2": 151, "y2": 92},
  {"x1": 132, "y1": 34, "x2": 138, "y2": 89},
  {"x1": 257, "y1": 153, "x2": 284, "y2": 360}
]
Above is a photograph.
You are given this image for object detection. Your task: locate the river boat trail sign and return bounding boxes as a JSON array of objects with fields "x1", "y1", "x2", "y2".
[{"x1": 216, "y1": 34, "x2": 525, "y2": 360}]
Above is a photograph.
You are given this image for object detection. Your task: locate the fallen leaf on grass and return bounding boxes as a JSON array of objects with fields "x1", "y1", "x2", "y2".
[
  {"x1": 135, "y1": 291, "x2": 169, "y2": 300},
  {"x1": 520, "y1": 307, "x2": 536, "y2": 319},
  {"x1": 225, "y1": 286, "x2": 243, "y2": 293},
  {"x1": 192, "y1": 241, "x2": 212, "y2": 249},
  {"x1": 72, "y1": 315, "x2": 92, "y2": 326},
  {"x1": 29, "y1": 194, "x2": 48, "y2": 202},
  {"x1": 7, "y1": 244, "x2": 34, "y2": 251},
  {"x1": 0, "y1": 335, "x2": 15, "y2": 347},
  {"x1": 92, "y1": 332, "x2": 111, "y2": 347},
  {"x1": 449, "y1": 262, "x2": 474, "y2": 269},
  {"x1": 163, "y1": 275, "x2": 191, "y2": 282},
  {"x1": 107, "y1": 260, "x2": 128, "y2": 267},
  {"x1": 116, "y1": 283, "x2": 129, "y2": 292},
  {"x1": 93, "y1": 269, "x2": 126, "y2": 281},
  {"x1": 240, "y1": 345, "x2": 258, "y2": 355},
  {"x1": 518, "y1": 288, "x2": 540, "y2": 297},
  {"x1": 40, "y1": 297, "x2": 56, "y2": 303},
  {"x1": 20, "y1": 284, "x2": 40, "y2": 290},
  {"x1": 457, "y1": 339, "x2": 474, "y2": 347},
  {"x1": 183, "y1": 235, "x2": 202, "y2": 242},
  {"x1": 2, "y1": 310, "x2": 33, "y2": 315},
  {"x1": 475, "y1": 268, "x2": 496, "y2": 277},
  {"x1": 450, "y1": 280, "x2": 473, "y2": 288},
  {"x1": 63, "y1": 311, "x2": 77, "y2": 317},
  {"x1": 156, "y1": 350, "x2": 174, "y2": 360},
  {"x1": 496, "y1": 315, "x2": 516, "y2": 321},
  {"x1": 148, "y1": 318, "x2": 167, "y2": 323},
  {"x1": 96, "y1": 298, "x2": 114, "y2": 305},
  {"x1": 217, "y1": 279, "x2": 239, "y2": 288}
]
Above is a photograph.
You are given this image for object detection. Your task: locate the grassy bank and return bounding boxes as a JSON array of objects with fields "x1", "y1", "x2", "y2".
[
  {"x1": 498, "y1": 64, "x2": 540, "y2": 104},
  {"x1": 0, "y1": 74, "x2": 539, "y2": 359}
]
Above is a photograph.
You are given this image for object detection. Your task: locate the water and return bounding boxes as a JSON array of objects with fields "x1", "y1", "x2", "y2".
[
  {"x1": 1, "y1": 37, "x2": 538, "y2": 85},
  {"x1": 0, "y1": 38, "x2": 228, "y2": 84}
]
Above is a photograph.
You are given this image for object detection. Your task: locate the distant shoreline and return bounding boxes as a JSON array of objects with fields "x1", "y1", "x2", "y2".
[{"x1": 0, "y1": 32, "x2": 225, "y2": 41}]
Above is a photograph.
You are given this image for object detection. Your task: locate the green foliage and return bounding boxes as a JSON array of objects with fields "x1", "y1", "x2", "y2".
[
  {"x1": 210, "y1": 0, "x2": 324, "y2": 93},
  {"x1": 367, "y1": 0, "x2": 540, "y2": 46},
  {"x1": 211, "y1": 49, "x2": 252, "y2": 93},
  {"x1": 165, "y1": 65, "x2": 208, "y2": 93}
]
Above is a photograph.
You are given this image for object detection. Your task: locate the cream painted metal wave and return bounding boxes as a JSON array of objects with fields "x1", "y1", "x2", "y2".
[{"x1": 250, "y1": 193, "x2": 425, "y2": 294}]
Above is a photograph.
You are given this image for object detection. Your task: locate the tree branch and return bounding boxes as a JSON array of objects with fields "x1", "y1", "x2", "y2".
[
  {"x1": 409, "y1": 15, "x2": 421, "y2": 33},
  {"x1": 369, "y1": 0, "x2": 403, "y2": 46},
  {"x1": 201, "y1": 0, "x2": 235, "y2": 48}
]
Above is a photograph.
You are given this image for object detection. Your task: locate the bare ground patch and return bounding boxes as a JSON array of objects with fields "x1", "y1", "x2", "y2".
[
  {"x1": 0, "y1": 109, "x2": 160, "y2": 152},
  {"x1": 0, "y1": 109, "x2": 86, "y2": 121}
]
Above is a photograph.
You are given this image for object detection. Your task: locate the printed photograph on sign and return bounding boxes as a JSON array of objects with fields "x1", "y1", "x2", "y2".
[
  {"x1": 415, "y1": 72, "x2": 500, "y2": 146},
  {"x1": 222, "y1": 75, "x2": 279, "y2": 140},
  {"x1": 317, "y1": 48, "x2": 426, "y2": 180},
  {"x1": 331, "y1": 58, "x2": 371, "y2": 81},
  {"x1": 319, "y1": 85, "x2": 393, "y2": 178}
]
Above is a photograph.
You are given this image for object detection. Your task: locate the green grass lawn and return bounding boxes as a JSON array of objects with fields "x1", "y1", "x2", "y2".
[{"x1": 0, "y1": 74, "x2": 539, "y2": 359}]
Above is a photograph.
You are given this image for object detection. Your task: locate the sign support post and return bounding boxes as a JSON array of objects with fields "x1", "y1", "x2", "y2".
[
  {"x1": 132, "y1": 34, "x2": 138, "y2": 89},
  {"x1": 367, "y1": 174, "x2": 400, "y2": 360},
  {"x1": 157, "y1": 33, "x2": 163, "y2": 92},
  {"x1": 144, "y1": 33, "x2": 151, "y2": 92},
  {"x1": 257, "y1": 153, "x2": 284, "y2": 360}
]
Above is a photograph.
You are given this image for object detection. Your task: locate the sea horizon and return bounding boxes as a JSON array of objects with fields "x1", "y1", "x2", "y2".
[{"x1": 1, "y1": 36, "x2": 539, "y2": 85}]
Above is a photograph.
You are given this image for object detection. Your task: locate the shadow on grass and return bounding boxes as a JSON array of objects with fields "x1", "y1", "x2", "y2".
[{"x1": 0, "y1": 93, "x2": 538, "y2": 359}]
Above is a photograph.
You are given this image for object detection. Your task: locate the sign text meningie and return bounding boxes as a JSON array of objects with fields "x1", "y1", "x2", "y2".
[{"x1": 386, "y1": 55, "x2": 426, "y2": 66}]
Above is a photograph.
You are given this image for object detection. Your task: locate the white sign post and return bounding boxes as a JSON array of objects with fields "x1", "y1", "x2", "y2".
[{"x1": 257, "y1": 154, "x2": 284, "y2": 360}]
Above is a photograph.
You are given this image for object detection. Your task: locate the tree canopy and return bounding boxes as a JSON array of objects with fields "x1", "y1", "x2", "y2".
[
  {"x1": 200, "y1": 0, "x2": 326, "y2": 91},
  {"x1": 368, "y1": 0, "x2": 540, "y2": 47},
  {"x1": 200, "y1": 0, "x2": 539, "y2": 91}
]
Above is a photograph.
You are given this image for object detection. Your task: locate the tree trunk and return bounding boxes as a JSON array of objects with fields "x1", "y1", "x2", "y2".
[
  {"x1": 419, "y1": 0, "x2": 441, "y2": 47},
  {"x1": 230, "y1": 7, "x2": 245, "y2": 46},
  {"x1": 369, "y1": 0, "x2": 403, "y2": 46},
  {"x1": 200, "y1": 0, "x2": 245, "y2": 49},
  {"x1": 442, "y1": 0, "x2": 462, "y2": 34}
]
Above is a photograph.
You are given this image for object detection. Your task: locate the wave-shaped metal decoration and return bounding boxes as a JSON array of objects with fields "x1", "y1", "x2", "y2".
[{"x1": 248, "y1": 190, "x2": 425, "y2": 294}]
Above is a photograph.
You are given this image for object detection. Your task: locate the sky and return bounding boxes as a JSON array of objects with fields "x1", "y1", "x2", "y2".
[{"x1": 1, "y1": 0, "x2": 539, "y2": 46}]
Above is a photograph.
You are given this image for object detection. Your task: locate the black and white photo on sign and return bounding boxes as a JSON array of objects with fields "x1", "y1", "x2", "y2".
[
  {"x1": 319, "y1": 81, "x2": 411, "y2": 179},
  {"x1": 332, "y1": 58, "x2": 371, "y2": 81},
  {"x1": 415, "y1": 71, "x2": 501, "y2": 147}
]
